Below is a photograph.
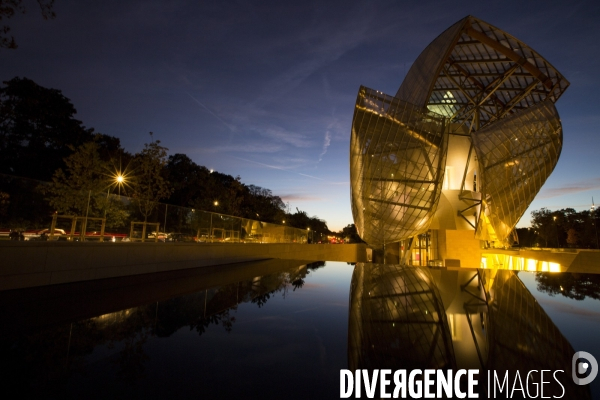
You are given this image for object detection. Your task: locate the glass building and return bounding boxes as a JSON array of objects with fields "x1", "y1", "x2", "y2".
[{"x1": 350, "y1": 16, "x2": 569, "y2": 264}]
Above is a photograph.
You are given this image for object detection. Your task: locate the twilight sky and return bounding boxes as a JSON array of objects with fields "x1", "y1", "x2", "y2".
[{"x1": 2, "y1": 0, "x2": 599, "y2": 231}]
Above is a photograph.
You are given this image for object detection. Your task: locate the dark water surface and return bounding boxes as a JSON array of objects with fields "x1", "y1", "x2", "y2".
[{"x1": 1, "y1": 261, "x2": 599, "y2": 399}]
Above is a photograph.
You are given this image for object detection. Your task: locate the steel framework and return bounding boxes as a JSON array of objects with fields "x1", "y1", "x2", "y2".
[{"x1": 350, "y1": 15, "x2": 568, "y2": 246}]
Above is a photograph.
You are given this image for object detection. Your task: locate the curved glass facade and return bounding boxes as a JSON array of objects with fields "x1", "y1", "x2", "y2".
[
  {"x1": 350, "y1": 15, "x2": 569, "y2": 247},
  {"x1": 350, "y1": 88, "x2": 447, "y2": 247}
]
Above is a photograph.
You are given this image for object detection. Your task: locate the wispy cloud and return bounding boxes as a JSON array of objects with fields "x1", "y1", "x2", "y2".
[
  {"x1": 186, "y1": 92, "x2": 236, "y2": 132},
  {"x1": 232, "y1": 156, "x2": 347, "y2": 184},
  {"x1": 318, "y1": 127, "x2": 332, "y2": 163},
  {"x1": 280, "y1": 194, "x2": 325, "y2": 202},
  {"x1": 259, "y1": 127, "x2": 313, "y2": 148},
  {"x1": 248, "y1": 5, "x2": 374, "y2": 110},
  {"x1": 234, "y1": 156, "x2": 326, "y2": 181},
  {"x1": 538, "y1": 177, "x2": 600, "y2": 199},
  {"x1": 185, "y1": 143, "x2": 283, "y2": 154},
  {"x1": 272, "y1": 156, "x2": 313, "y2": 168}
]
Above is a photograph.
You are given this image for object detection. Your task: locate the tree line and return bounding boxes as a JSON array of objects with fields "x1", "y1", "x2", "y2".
[
  {"x1": 0, "y1": 77, "x2": 331, "y2": 235},
  {"x1": 517, "y1": 207, "x2": 600, "y2": 248}
]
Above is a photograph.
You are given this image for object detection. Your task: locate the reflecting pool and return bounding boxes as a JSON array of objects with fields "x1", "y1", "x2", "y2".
[{"x1": 1, "y1": 260, "x2": 599, "y2": 399}]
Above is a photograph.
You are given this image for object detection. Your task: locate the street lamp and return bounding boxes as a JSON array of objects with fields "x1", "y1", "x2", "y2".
[
  {"x1": 115, "y1": 174, "x2": 124, "y2": 196},
  {"x1": 105, "y1": 172, "x2": 126, "y2": 215}
]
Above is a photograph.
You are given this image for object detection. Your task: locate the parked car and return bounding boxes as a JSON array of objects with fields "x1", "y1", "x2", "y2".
[
  {"x1": 166, "y1": 232, "x2": 195, "y2": 242},
  {"x1": 148, "y1": 231, "x2": 167, "y2": 242},
  {"x1": 23, "y1": 228, "x2": 66, "y2": 241}
]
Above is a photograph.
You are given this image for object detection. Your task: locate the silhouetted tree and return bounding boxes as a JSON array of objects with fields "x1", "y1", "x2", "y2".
[
  {"x1": 167, "y1": 154, "x2": 211, "y2": 208},
  {"x1": 240, "y1": 184, "x2": 286, "y2": 223},
  {"x1": 531, "y1": 208, "x2": 561, "y2": 247},
  {"x1": 0, "y1": 190, "x2": 8, "y2": 222},
  {"x1": 566, "y1": 228, "x2": 579, "y2": 248},
  {"x1": 529, "y1": 207, "x2": 599, "y2": 249},
  {"x1": 0, "y1": 77, "x2": 94, "y2": 181},
  {"x1": 515, "y1": 227, "x2": 536, "y2": 247},
  {"x1": 340, "y1": 223, "x2": 364, "y2": 243},
  {"x1": 130, "y1": 139, "x2": 172, "y2": 223},
  {"x1": 0, "y1": 0, "x2": 55, "y2": 49}
]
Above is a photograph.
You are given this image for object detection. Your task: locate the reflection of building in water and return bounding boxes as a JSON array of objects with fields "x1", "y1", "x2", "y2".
[
  {"x1": 350, "y1": 16, "x2": 569, "y2": 266},
  {"x1": 349, "y1": 263, "x2": 590, "y2": 398},
  {"x1": 348, "y1": 263, "x2": 455, "y2": 370},
  {"x1": 487, "y1": 270, "x2": 589, "y2": 398}
]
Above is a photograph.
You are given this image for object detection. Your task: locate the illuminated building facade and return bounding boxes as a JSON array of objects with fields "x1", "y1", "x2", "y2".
[{"x1": 350, "y1": 16, "x2": 569, "y2": 264}]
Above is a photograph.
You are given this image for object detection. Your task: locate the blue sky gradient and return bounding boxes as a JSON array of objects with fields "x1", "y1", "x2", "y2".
[{"x1": 2, "y1": 0, "x2": 599, "y2": 230}]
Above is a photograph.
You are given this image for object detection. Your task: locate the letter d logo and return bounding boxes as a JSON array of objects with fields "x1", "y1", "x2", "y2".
[{"x1": 572, "y1": 351, "x2": 598, "y2": 385}]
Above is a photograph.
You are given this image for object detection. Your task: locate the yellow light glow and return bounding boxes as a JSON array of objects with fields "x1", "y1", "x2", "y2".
[
  {"x1": 516, "y1": 257, "x2": 524, "y2": 270},
  {"x1": 549, "y1": 262, "x2": 561, "y2": 272}
]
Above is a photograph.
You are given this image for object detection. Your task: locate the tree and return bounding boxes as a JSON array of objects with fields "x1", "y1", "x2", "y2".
[
  {"x1": 44, "y1": 139, "x2": 129, "y2": 228},
  {"x1": 1, "y1": 0, "x2": 55, "y2": 49},
  {"x1": 45, "y1": 141, "x2": 106, "y2": 216},
  {"x1": 240, "y1": 184, "x2": 286, "y2": 223},
  {"x1": 515, "y1": 227, "x2": 536, "y2": 247},
  {"x1": 206, "y1": 171, "x2": 244, "y2": 216},
  {"x1": 566, "y1": 228, "x2": 579, "y2": 248},
  {"x1": 130, "y1": 139, "x2": 172, "y2": 223},
  {"x1": 531, "y1": 208, "x2": 556, "y2": 247},
  {"x1": 528, "y1": 207, "x2": 600, "y2": 249},
  {"x1": 0, "y1": 190, "x2": 8, "y2": 223},
  {"x1": 285, "y1": 208, "x2": 330, "y2": 242},
  {"x1": 166, "y1": 154, "x2": 211, "y2": 208},
  {"x1": 0, "y1": 77, "x2": 95, "y2": 181},
  {"x1": 341, "y1": 223, "x2": 364, "y2": 243}
]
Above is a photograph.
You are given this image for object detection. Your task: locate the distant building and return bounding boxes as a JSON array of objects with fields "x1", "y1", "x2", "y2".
[{"x1": 350, "y1": 16, "x2": 569, "y2": 266}]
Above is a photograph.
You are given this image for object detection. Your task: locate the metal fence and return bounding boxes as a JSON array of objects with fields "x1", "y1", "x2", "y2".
[{"x1": 42, "y1": 196, "x2": 308, "y2": 244}]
